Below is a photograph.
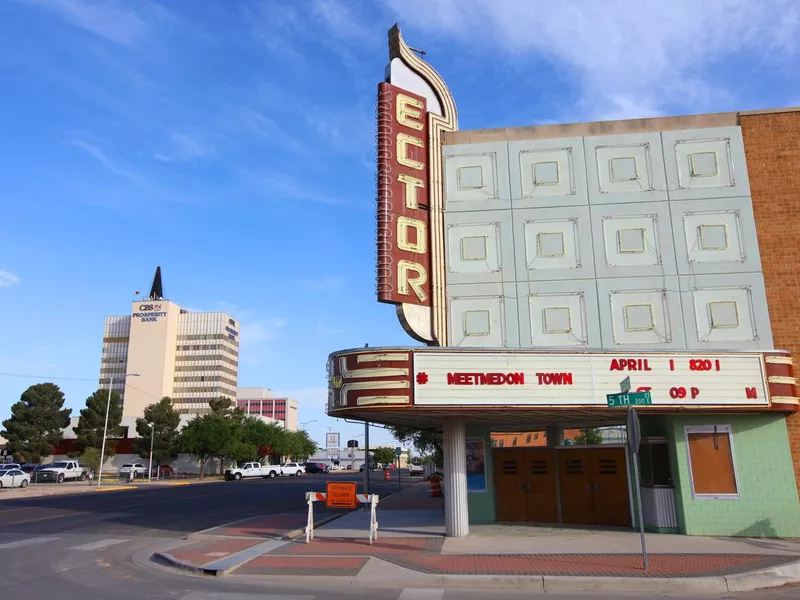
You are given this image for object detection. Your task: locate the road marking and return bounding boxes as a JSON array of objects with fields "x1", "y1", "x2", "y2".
[
  {"x1": 70, "y1": 538, "x2": 128, "y2": 551},
  {"x1": 399, "y1": 590, "x2": 445, "y2": 600},
  {"x1": 204, "y1": 538, "x2": 289, "y2": 572},
  {"x1": 0, "y1": 536, "x2": 59, "y2": 549}
]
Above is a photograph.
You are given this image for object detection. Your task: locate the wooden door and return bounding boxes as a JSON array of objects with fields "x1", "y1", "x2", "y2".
[
  {"x1": 557, "y1": 449, "x2": 595, "y2": 525},
  {"x1": 494, "y1": 449, "x2": 526, "y2": 521},
  {"x1": 523, "y1": 449, "x2": 558, "y2": 523},
  {"x1": 589, "y1": 447, "x2": 631, "y2": 527}
]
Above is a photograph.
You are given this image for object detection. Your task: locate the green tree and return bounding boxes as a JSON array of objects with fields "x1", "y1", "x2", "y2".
[
  {"x1": 72, "y1": 389, "x2": 124, "y2": 457},
  {"x1": 372, "y1": 447, "x2": 396, "y2": 466},
  {"x1": 387, "y1": 426, "x2": 443, "y2": 466},
  {"x1": 1, "y1": 383, "x2": 71, "y2": 463},
  {"x1": 133, "y1": 397, "x2": 181, "y2": 466},
  {"x1": 280, "y1": 429, "x2": 318, "y2": 461},
  {"x1": 79, "y1": 447, "x2": 102, "y2": 474},
  {"x1": 176, "y1": 413, "x2": 233, "y2": 478},
  {"x1": 232, "y1": 418, "x2": 286, "y2": 464},
  {"x1": 572, "y1": 428, "x2": 604, "y2": 445},
  {"x1": 208, "y1": 396, "x2": 235, "y2": 415}
]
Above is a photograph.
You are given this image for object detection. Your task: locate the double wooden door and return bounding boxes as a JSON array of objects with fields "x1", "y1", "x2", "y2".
[
  {"x1": 494, "y1": 448, "x2": 558, "y2": 523},
  {"x1": 494, "y1": 447, "x2": 630, "y2": 527}
]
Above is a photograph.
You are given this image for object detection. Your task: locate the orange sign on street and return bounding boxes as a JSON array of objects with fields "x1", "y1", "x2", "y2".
[{"x1": 325, "y1": 481, "x2": 357, "y2": 509}]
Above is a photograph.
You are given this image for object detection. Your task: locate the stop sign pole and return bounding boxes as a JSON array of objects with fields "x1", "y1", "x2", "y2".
[{"x1": 627, "y1": 406, "x2": 649, "y2": 571}]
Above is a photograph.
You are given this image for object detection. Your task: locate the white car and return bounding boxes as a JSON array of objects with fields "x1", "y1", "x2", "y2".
[
  {"x1": 118, "y1": 463, "x2": 147, "y2": 479},
  {"x1": 408, "y1": 463, "x2": 424, "y2": 476},
  {"x1": 36, "y1": 460, "x2": 87, "y2": 483},
  {"x1": 0, "y1": 463, "x2": 22, "y2": 471},
  {"x1": 280, "y1": 462, "x2": 305, "y2": 477},
  {"x1": 0, "y1": 469, "x2": 30, "y2": 489}
]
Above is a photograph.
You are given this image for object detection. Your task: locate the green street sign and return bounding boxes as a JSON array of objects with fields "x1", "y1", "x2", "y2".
[{"x1": 606, "y1": 391, "x2": 652, "y2": 407}]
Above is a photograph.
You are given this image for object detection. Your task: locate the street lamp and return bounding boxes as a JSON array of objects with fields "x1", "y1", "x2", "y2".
[
  {"x1": 147, "y1": 422, "x2": 155, "y2": 482},
  {"x1": 98, "y1": 372, "x2": 140, "y2": 488},
  {"x1": 300, "y1": 420, "x2": 317, "y2": 428}
]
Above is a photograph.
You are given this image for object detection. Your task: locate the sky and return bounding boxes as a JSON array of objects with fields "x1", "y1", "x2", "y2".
[{"x1": 1, "y1": 0, "x2": 799, "y2": 450}]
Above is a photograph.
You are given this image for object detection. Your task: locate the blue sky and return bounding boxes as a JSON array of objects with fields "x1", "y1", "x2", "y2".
[{"x1": 1, "y1": 0, "x2": 798, "y2": 449}]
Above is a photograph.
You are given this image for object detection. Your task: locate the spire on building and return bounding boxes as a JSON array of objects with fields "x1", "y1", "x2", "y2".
[{"x1": 148, "y1": 266, "x2": 164, "y2": 300}]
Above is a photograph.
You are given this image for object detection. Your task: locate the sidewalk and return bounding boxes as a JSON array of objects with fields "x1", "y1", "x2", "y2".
[
  {"x1": 0, "y1": 478, "x2": 220, "y2": 500},
  {"x1": 153, "y1": 481, "x2": 800, "y2": 593}
]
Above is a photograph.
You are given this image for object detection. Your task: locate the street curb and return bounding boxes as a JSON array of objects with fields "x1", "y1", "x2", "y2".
[
  {"x1": 95, "y1": 486, "x2": 138, "y2": 492},
  {"x1": 283, "y1": 513, "x2": 345, "y2": 540}
]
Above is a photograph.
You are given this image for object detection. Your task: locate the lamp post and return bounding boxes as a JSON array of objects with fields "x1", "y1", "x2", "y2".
[
  {"x1": 147, "y1": 422, "x2": 155, "y2": 483},
  {"x1": 300, "y1": 420, "x2": 317, "y2": 428},
  {"x1": 98, "y1": 372, "x2": 139, "y2": 488}
]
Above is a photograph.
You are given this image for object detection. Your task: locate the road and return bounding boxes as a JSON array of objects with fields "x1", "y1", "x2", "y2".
[{"x1": 0, "y1": 471, "x2": 797, "y2": 600}]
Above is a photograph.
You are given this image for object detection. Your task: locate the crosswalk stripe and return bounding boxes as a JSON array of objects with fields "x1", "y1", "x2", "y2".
[
  {"x1": 70, "y1": 539, "x2": 128, "y2": 551},
  {"x1": 0, "y1": 537, "x2": 59, "y2": 549},
  {"x1": 399, "y1": 589, "x2": 445, "y2": 600}
]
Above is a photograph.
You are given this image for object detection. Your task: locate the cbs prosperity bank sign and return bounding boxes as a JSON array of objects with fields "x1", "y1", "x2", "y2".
[{"x1": 375, "y1": 26, "x2": 457, "y2": 345}]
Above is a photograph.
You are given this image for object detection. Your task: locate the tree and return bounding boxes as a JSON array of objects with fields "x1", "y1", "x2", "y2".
[
  {"x1": 387, "y1": 426, "x2": 443, "y2": 466},
  {"x1": 208, "y1": 396, "x2": 235, "y2": 416},
  {"x1": 1, "y1": 383, "x2": 71, "y2": 463},
  {"x1": 72, "y1": 389, "x2": 124, "y2": 456},
  {"x1": 572, "y1": 428, "x2": 604, "y2": 445},
  {"x1": 80, "y1": 447, "x2": 102, "y2": 474},
  {"x1": 280, "y1": 429, "x2": 318, "y2": 461},
  {"x1": 372, "y1": 447, "x2": 396, "y2": 466},
  {"x1": 176, "y1": 413, "x2": 234, "y2": 478},
  {"x1": 133, "y1": 397, "x2": 181, "y2": 466}
]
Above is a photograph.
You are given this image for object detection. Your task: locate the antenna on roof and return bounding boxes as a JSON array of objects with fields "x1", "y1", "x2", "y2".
[
  {"x1": 408, "y1": 46, "x2": 426, "y2": 60},
  {"x1": 148, "y1": 266, "x2": 164, "y2": 301}
]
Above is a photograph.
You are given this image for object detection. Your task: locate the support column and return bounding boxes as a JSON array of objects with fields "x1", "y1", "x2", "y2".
[
  {"x1": 546, "y1": 426, "x2": 564, "y2": 447},
  {"x1": 443, "y1": 416, "x2": 469, "y2": 537}
]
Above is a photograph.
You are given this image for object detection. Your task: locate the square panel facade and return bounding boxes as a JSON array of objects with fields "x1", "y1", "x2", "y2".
[{"x1": 442, "y1": 125, "x2": 771, "y2": 351}]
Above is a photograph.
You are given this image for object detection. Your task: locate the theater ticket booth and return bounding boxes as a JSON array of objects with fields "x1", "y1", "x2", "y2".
[{"x1": 327, "y1": 346, "x2": 800, "y2": 537}]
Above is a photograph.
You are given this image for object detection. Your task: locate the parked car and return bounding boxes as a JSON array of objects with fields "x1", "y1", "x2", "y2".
[
  {"x1": 36, "y1": 461, "x2": 87, "y2": 483},
  {"x1": 150, "y1": 465, "x2": 174, "y2": 478},
  {"x1": 118, "y1": 463, "x2": 147, "y2": 479},
  {"x1": 225, "y1": 462, "x2": 265, "y2": 480},
  {"x1": 302, "y1": 463, "x2": 326, "y2": 474},
  {"x1": 280, "y1": 462, "x2": 305, "y2": 476},
  {"x1": 408, "y1": 463, "x2": 424, "y2": 476},
  {"x1": 0, "y1": 469, "x2": 30, "y2": 489},
  {"x1": 0, "y1": 463, "x2": 22, "y2": 471}
]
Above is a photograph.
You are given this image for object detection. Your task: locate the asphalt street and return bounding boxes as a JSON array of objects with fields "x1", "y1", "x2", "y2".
[{"x1": 0, "y1": 471, "x2": 797, "y2": 600}]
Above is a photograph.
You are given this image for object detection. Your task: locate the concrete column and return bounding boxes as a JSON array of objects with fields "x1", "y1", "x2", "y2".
[
  {"x1": 443, "y1": 416, "x2": 469, "y2": 537},
  {"x1": 546, "y1": 426, "x2": 564, "y2": 447}
]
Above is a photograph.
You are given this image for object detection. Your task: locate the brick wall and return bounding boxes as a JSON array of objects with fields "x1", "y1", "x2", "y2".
[{"x1": 740, "y1": 110, "x2": 800, "y2": 497}]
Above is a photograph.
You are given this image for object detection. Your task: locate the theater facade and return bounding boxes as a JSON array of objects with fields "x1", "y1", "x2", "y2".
[{"x1": 327, "y1": 25, "x2": 800, "y2": 538}]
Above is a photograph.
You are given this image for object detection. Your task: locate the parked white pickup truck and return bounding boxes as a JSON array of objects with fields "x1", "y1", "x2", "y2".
[
  {"x1": 36, "y1": 460, "x2": 87, "y2": 483},
  {"x1": 225, "y1": 462, "x2": 266, "y2": 480},
  {"x1": 408, "y1": 463, "x2": 424, "y2": 476}
]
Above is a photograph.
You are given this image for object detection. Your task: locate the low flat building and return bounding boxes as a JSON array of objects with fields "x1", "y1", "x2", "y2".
[{"x1": 236, "y1": 387, "x2": 299, "y2": 431}]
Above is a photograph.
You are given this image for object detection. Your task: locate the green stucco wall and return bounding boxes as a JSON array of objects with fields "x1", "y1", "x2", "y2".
[
  {"x1": 467, "y1": 428, "x2": 495, "y2": 524},
  {"x1": 667, "y1": 413, "x2": 800, "y2": 538}
]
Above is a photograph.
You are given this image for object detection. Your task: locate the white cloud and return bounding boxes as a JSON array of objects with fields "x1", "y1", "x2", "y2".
[
  {"x1": 241, "y1": 169, "x2": 347, "y2": 206},
  {"x1": 69, "y1": 138, "x2": 140, "y2": 180},
  {"x1": 241, "y1": 318, "x2": 288, "y2": 345},
  {"x1": 24, "y1": 0, "x2": 156, "y2": 47},
  {"x1": 0, "y1": 270, "x2": 20, "y2": 288},
  {"x1": 238, "y1": 107, "x2": 308, "y2": 155},
  {"x1": 154, "y1": 132, "x2": 215, "y2": 163},
  {"x1": 386, "y1": 0, "x2": 800, "y2": 119}
]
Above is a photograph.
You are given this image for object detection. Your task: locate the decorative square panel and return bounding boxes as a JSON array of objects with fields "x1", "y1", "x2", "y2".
[
  {"x1": 524, "y1": 289, "x2": 591, "y2": 347},
  {"x1": 537, "y1": 231, "x2": 566, "y2": 258},
  {"x1": 524, "y1": 219, "x2": 579, "y2": 271},
  {"x1": 586, "y1": 134, "x2": 667, "y2": 204},
  {"x1": 463, "y1": 310, "x2": 491, "y2": 336},
  {"x1": 692, "y1": 287, "x2": 756, "y2": 343},
  {"x1": 683, "y1": 210, "x2": 744, "y2": 265},
  {"x1": 513, "y1": 206, "x2": 595, "y2": 281},
  {"x1": 597, "y1": 144, "x2": 654, "y2": 193},
  {"x1": 542, "y1": 306, "x2": 572, "y2": 334},
  {"x1": 662, "y1": 127, "x2": 750, "y2": 200},
  {"x1": 444, "y1": 142, "x2": 511, "y2": 210},
  {"x1": 445, "y1": 210, "x2": 515, "y2": 285},
  {"x1": 448, "y1": 223, "x2": 500, "y2": 273},
  {"x1": 602, "y1": 215, "x2": 661, "y2": 267},
  {"x1": 509, "y1": 138, "x2": 587, "y2": 209},
  {"x1": 448, "y1": 283, "x2": 519, "y2": 347},
  {"x1": 610, "y1": 289, "x2": 672, "y2": 345},
  {"x1": 460, "y1": 236, "x2": 488, "y2": 261},
  {"x1": 533, "y1": 161, "x2": 561, "y2": 186},
  {"x1": 610, "y1": 156, "x2": 639, "y2": 182},
  {"x1": 457, "y1": 165, "x2": 484, "y2": 190}
]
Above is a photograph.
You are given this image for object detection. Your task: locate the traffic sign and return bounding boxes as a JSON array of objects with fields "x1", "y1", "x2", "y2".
[
  {"x1": 620, "y1": 376, "x2": 631, "y2": 394},
  {"x1": 325, "y1": 481, "x2": 357, "y2": 509},
  {"x1": 394, "y1": 446, "x2": 402, "y2": 457},
  {"x1": 606, "y1": 391, "x2": 652, "y2": 407}
]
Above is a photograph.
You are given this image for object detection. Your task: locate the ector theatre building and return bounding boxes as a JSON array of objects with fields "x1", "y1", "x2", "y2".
[{"x1": 327, "y1": 26, "x2": 800, "y2": 538}]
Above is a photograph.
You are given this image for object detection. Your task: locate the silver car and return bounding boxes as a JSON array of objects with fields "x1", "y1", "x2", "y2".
[{"x1": 0, "y1": 469, "x2": 30, "y2": 489}]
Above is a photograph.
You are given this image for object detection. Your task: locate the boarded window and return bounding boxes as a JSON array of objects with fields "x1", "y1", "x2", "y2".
[{"x1": 686, "y1": 427, "x2": 738, "y2": 496}]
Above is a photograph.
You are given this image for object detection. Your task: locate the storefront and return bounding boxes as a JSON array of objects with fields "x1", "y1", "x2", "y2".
[{"x1": 326, "y1": 25, "x2": 800, "y2": 538}]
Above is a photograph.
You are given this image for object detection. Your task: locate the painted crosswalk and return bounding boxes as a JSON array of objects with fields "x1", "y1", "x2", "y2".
[
  {"x1": 69, "y1": 538, "x2": 129, "y2": 551},
  {"x1": 0, "y1": 536, "x2": 59, "y2": 549}
]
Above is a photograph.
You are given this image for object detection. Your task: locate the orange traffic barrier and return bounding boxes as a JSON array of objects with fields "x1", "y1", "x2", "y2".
[
  {"x1": 384, "y1": 469, "x2": 391, "y2": 481},
  {"x1": 429, "y1": 476, "x2": 442, "y2": 497}
]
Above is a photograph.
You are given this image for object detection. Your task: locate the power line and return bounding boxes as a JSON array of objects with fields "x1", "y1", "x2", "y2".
[{"x1": 0, "y1": 371, "x2": 97, "y2": 382}]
